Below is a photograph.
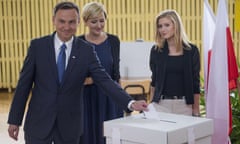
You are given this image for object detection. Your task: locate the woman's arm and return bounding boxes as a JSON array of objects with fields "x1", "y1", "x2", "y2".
[
  {"x1": 192, "y1": 93, "x2": 200, "y2": 116},
  {"x1": 149, "y1": 86, "x2": 155, "y2": 102}
]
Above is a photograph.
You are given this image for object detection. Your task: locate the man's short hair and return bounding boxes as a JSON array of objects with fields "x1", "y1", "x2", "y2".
[{"x1": 53, "y1": 1, "x2": 80, "y2": 16}]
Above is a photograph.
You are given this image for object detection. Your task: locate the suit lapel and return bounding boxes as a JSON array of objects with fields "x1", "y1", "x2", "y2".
[
  {"x1": 160, "y1": 44, "x2": 168, "y2": 90},
  {"x1": 48, "y1": 33, "x2": 60, "y2": 84},
  {"x1": 61, "y1": 37, "x2": 80, "y2": 84}
]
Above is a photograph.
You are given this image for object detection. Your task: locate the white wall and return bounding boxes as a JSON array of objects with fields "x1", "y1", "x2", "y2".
[{"x1": 120, "y1": 42, "x2": 154, "y2": 78}]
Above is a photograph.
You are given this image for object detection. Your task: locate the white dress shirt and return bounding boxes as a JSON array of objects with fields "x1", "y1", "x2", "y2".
[{"x1": 54, "y1": 33, "x2": 73, "y2": 68}]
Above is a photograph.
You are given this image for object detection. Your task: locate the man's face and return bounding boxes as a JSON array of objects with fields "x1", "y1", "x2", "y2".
[{"x1": 53, "y1": 9, "x2": 80, "y2": 42}]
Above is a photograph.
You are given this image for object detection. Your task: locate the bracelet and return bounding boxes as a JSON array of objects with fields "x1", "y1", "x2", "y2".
[{"x1": 192, "y1": 113, "x2": 201, "y2": 117}]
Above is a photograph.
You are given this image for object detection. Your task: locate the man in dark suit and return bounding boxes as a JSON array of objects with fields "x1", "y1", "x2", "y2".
[{"x1": 7, "y1": 1, "x2": 148, "y2": 144}]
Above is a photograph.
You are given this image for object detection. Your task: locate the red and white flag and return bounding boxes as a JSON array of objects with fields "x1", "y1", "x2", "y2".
[
  {"x1": 203, "y1": 0, "x2": 238, "y2": 143},
  {"x1": 203, "y1": 0, "x2": 215, "y2": 94}
]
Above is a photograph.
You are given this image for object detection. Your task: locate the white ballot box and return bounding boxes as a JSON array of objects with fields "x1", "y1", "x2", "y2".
[{"x1": 104, "y1": 112, "x2": 213, "y2": 144}]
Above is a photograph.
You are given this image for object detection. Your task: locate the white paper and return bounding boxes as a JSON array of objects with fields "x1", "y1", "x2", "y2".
[
  {"x1": 188, "y1": 127, "x2": 195, "y2": 144},
  {"x1": 143, "y1": 103, "x2": 176, "y2": 123},
  {"x1": 143, "y1": 103, "x2": 159, "y2": 120},
  {"x1": 111, "y1": 127, "x2": 121, "y2": 144}
]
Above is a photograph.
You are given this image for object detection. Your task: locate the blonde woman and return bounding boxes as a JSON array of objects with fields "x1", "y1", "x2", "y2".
[
  {"x1": 79, "y1": 2, "x2": 123, "y2": 144},
  {"x1": 149, "y1": 10, "x2": 201, "y2": 116}
]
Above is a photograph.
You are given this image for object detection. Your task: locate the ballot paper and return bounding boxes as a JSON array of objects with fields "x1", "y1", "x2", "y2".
[
  {"x1": 142, "y1": 103, "x2": 176, "y2": 123},
  {"x1": 143, "y1": 103, "x2": 159, "y2": 120}
]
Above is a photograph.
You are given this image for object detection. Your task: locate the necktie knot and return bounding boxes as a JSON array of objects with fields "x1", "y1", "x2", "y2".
[
  {"x1": 60, "y1": 43, "x2": 66, "y2": 51},
  {"x1": 57, "y1": 43, "x2": 66, "y2": 83}
]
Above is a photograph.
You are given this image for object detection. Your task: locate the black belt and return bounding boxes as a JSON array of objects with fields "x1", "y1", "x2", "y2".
[{"x1": 161, "y1": 95, "x2": 185, "y2": 99}]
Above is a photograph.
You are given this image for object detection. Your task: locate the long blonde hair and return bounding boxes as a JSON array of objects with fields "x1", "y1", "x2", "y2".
[{"x1": 155, "y1": 9, "x2": 191, "y2": 51}]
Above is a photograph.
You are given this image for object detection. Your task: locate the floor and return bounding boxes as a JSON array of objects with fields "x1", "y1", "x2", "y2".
[{"x1": 0, "y1": 90, "x2": 25, "y2": 144}]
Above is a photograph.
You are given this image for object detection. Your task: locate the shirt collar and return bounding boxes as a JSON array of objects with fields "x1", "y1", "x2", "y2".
[{"x1": 54, "y1": 33, "x2": 74, "y2": 50}]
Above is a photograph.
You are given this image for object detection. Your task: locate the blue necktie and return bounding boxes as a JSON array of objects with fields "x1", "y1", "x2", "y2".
[{"x1": 57, "y1": 43, "x2": 66, "y2": 83}]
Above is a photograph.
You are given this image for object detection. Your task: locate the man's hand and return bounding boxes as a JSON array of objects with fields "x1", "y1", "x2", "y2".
[
  {"x1": 8, "y1": 124, "x2": 19, "y2": 141},
  {"x1": 130, "y1": 100, "x2": 148, "y2": 111}
]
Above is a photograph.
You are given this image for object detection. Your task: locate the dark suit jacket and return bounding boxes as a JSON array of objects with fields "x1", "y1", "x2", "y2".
[
  {"x1": 7, "y1": 32, "x2": 132, "y2": 141},
  {"x1": 149, "y1": 42, "x2": 200, "y2": 104}
]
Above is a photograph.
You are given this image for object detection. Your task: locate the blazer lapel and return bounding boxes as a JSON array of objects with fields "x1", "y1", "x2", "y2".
[
  {"x1": 48, "y1": 33, "x2": 60, "y2": 84},
  {"x1": 160, "y1": 44, "x2": 169, "y2": 92},
  {"x1": 61, "y1": 37, "x2": 80, "y2": 84}
]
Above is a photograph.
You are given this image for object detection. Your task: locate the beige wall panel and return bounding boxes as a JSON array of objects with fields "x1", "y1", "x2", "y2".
[{"x1": 0, "y1": 0, "x2": 239, "y2": 90}]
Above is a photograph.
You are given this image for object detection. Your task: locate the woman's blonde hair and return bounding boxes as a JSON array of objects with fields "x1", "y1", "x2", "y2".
[
  {"x1": 82, "y1": 2, "x2": 107, "y2": 22},
  {"x1": 155, "y1": 9, "x2": 191, "y2": 51}
]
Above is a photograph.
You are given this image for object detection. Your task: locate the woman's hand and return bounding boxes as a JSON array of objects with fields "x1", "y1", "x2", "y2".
[{"x1": 84, "y1": 77, "x2": 94, "y2": 85}]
